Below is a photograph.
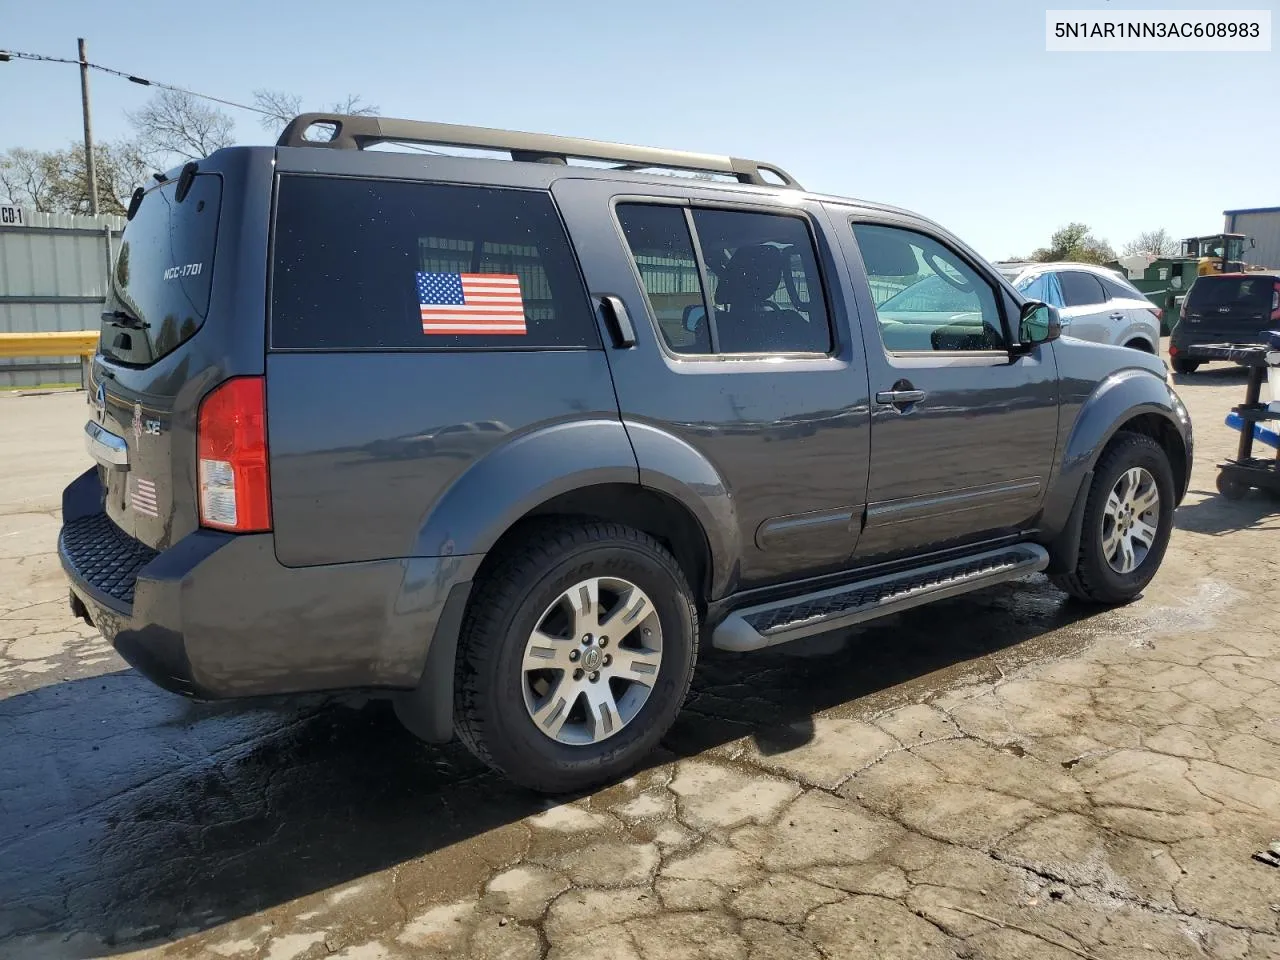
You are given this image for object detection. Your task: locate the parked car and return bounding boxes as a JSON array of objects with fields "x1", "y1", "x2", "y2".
[
  {"x1": 996, "y1": 262, "x2": 1162, "y2": 354},
  {"x1": 61, "y1": 114, "x2": 1193, "y2": 793},
  {"x1": 1168, "y1": 272, "x2": 1280, "y2": 374}
]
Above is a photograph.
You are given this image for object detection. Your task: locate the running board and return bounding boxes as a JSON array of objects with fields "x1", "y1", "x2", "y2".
[{"x1": 712, "y1": 544, "x2": 1049, "y2": 652}]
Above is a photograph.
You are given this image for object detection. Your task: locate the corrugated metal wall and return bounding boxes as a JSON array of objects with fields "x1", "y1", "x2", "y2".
[
  {"x1": 0, "y1": 210, "x2": 124, "y2": 388},
  {"x1": 1224, "y1": 209, "x2": 1280, "y2": 271}
]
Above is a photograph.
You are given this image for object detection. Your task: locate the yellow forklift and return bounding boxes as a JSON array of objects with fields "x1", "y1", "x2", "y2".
[{"x1": 1180, "y1": 233, "x2": 1255, "y2": 275}]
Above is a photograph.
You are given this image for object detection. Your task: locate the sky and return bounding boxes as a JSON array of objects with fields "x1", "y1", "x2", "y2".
[{"x1": 2, "y1": 0, "x2": 1277, "y2": 260}]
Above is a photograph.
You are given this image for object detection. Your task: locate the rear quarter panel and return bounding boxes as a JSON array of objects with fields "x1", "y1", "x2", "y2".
[{"x1": 267, "y1": 351, "x2": 625, "y2": 566}]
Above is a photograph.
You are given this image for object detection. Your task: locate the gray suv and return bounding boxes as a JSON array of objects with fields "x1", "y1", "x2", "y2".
[{"x1": 60, "y1": 114, "x2": 1193, "y2": 792}]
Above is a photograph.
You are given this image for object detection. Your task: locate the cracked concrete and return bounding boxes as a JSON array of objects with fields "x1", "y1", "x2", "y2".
[{"x1": 2, "y1": 367, "x2": 1280, "y2": 960}]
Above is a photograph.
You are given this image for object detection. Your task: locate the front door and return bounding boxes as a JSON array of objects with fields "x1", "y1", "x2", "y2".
[
  {"x1": 552, "y1": 178, "x2": 872, "y2": 595},
  {"x1": 832, "y1": 214, "x2": 1060, "y2": 560}
]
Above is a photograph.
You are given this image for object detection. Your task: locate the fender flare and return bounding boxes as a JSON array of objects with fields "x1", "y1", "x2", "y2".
[
  {"x1": 626, "y1": 420, "x2": 741, "y2": 601},
  {"x1": 413, "y1": 418, "x2": 741, "y2": 601},
  {"x1": 1043, "y1": 368, "x2": 1190, "y2": 545},
  {"x1": 412, "y1": 418, "x2": 640, "y2": 558}
]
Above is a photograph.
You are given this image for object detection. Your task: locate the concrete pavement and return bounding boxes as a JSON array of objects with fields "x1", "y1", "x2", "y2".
[{"x1": 2, "y1": 363, "x2": 1278, "y2": 960}]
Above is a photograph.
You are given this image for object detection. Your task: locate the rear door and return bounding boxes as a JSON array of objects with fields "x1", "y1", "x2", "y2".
[
  {"x1": 1057, "y1": 270, "x2": 1114, "y2": 344},
  {"x1": 87, "y1": 149, "x2": 273, "y2": 549},
  {"x1": 1097, "y1": 273, "x2": 1159, "y2": 347},
  {"x1": 1183, "y1": 275, "x2": 1280, "y2": 340},
  {"x1": 551, "y1": 177, "x2": 872, "y2": 593}
]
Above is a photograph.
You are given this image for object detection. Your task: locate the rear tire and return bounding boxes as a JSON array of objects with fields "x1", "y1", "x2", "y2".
[
  {"x1": 1124, "y1": 339, "x2": 1153, "y2": 353},
  {"x1": 452, "y1": 521, "x2": 697, "y2": 793},
  {"x1": 1171, "y1": 358, "x2": 1199, "y2": 375},
  {"x1": 1051, "y1": 433, "x2": 1175, "y2": 605}
]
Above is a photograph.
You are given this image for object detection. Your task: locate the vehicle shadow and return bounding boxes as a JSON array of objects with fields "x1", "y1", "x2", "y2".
[
  {"x1": 0, "y1": 576, "x2": 1101, "y2": 954},
  {"x1": 1169, "y1": 364, "x2": 1251, "y2": 389},
  {"x1": 1175, "y1": 486, "x2": 1280, "y2": 534}
]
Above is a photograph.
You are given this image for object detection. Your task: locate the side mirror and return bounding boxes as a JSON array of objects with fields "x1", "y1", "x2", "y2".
[
  {"x1": 682, "y1": 303, "x2": 707, "y2": 332},
  {"x1": 1018, "y1": 300, "x2": 1061, "y2": 346}
]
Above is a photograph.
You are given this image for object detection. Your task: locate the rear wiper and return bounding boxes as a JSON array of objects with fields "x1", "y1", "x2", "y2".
[{"x1": 102, "y1": 310, "x2": 149, "y2": 330}]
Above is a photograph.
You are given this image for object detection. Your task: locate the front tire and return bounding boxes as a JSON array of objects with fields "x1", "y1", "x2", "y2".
[
  {"x1": 1051, "y1": 433, "x2": 1176, "y2": 605},
  {"x1": 452, "y1": 521, "x2": 697, "y2": 793}
]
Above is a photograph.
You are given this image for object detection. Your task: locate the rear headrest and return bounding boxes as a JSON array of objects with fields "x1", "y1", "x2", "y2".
[
  {"x1": 716, "y1": 245, "x2": 786, "y2": 308},
  {"x1": 858, "y1": 229, "x2": 920, "y2": 278}
]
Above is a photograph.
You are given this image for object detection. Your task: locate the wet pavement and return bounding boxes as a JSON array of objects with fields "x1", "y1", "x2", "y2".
[{"x1": 2, "y1": 362, "x2": 1279, "y2": 960}]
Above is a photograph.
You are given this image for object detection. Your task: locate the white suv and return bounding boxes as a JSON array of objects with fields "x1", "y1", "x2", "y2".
[{"x1": 997, "y1": 262, "x2": 1161, "y2": 353}]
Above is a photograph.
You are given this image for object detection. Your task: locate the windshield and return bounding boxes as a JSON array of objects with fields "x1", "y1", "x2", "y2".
[
  {"x1": 878, "y1": 274, "x2": 980, "y2": 314},
  {"x1": 100, "y1": 174, "x2": 222, "y2": 365}
]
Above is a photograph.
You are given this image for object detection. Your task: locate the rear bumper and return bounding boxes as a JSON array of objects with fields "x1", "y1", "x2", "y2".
[
  {"x1": 1171, "y1": 325, "x2": 1269, "y2": 353},
  {"x1": 59, "y1": 467, "x2": 480, "y2": 706}
]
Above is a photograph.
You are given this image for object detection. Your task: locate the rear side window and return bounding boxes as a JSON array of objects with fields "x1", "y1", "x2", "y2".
[
  {"x1": 1098, "y1": 274, "x2": 1143, "y2": 301},
  {"x1": 102, "y1": 174, "x2": 222, "y2": 366},
  {"x1": 617, "y1": 204, "x2": 831, "y2": 356},
  {"x1": 1058, "y1": 271, "x2": 1107, "y2": 307},
  {"x1": 271, "y1": 177, "x2": 597, "y2": 350}
]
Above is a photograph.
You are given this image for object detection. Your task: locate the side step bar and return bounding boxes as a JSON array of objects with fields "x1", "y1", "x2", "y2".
[{"x1": 712, "y1": 544, "x2": 1049, "y2": 652}]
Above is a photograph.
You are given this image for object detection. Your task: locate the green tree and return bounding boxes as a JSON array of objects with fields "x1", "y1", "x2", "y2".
[{"x1": 1031, "y1": 223, "x2": 1116, "y2": 264}]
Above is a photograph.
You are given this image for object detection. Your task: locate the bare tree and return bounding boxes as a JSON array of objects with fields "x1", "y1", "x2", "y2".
[
  {"x1": 1122, "y1": 228, "x2": 1178, "y2": 258},
  {"x1": 0, "y1": 148, "x2": 58, "y2": 212},
  {"x1": 128, "y1": 89, "x2": 235, "y2": 166},
  {"x1": 1, "y1": 141, "x2": 148, "y2": 216},
  {"x1": 253, "y1": 89, "x2": 380, "y2": 136}
]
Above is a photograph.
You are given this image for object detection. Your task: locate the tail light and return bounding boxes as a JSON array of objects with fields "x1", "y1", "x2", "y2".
[
  {"x1": 197, "y1": 376, "x2": 271, "y2": 532},
  {"x1": 1149, "y1": 306, "x2": 1163, "y2": 323}
]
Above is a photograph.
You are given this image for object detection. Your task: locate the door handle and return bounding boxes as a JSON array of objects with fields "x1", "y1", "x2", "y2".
[
  {"x1": 600, "y1": 295, "x2": 636, "y2": 348},
  {"x1": 875, "y1": 388, "x2": 927, "y2": 408}
]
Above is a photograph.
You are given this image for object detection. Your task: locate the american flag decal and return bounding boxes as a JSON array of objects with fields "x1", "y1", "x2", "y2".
[
  {"x1": 417, "y1": 272, "x2": 527, "y2": 336},
  {"x1": 132, "y1": 477, "x2": 158, "y2": 518}
]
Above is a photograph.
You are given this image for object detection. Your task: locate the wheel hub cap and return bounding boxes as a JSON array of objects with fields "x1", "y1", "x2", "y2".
[
  {"x1": 1101, "y1": 467, "x2": 1160, "y2": 575},
  {"x1": 521, "y1": 576, "x2": 663, "y2": 746}
]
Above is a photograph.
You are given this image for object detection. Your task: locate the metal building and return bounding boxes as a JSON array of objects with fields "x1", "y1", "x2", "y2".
[
  {"x1": 1223, "y1": 206, "x2": 1280, "y2": 271},
  {"x1": 0, "y1": 208, "x2": 123, "y2": 388}
]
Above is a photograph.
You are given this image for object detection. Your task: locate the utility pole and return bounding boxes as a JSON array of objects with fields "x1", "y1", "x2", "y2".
[{"x1": 77, "y1": 38, "x2": 99, "y2": 216}]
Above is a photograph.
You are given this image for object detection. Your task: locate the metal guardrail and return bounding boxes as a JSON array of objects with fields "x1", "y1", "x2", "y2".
[{"x1": 0, "y1": 331, "x2": 98, "y2": 358}]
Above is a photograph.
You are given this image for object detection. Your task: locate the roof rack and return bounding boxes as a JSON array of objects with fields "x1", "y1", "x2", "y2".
[{"x1": 276, "y1": 113, "x2": 803, "y2": 189}]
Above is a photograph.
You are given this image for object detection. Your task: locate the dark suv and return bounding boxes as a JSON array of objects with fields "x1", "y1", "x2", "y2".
[
  {"x1": 1169, "y1": 271, "x2": 1280, "y2": 373},
  {"x1": 60, "y1": 114, "x2": 1193, "y2": 792}
]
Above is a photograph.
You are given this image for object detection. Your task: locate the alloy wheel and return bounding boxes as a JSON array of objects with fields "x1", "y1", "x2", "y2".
[
  {"x1": 521, "y1": 576, "x2": 663, "y2": 745},
  {"x1": 1102, "y1": 466, "x2": 1160, "y2": 574}
]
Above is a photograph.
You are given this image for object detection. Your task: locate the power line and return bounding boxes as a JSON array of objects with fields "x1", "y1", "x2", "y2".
[{"x1": 0, "y1": 48, "x2": 276, "y2": 117}]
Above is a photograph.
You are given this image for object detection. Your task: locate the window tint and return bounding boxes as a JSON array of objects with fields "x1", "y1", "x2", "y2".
[
  {"x1": 1058, "y1": 271, "x2": 1107, "y2": 307},
  {"x1": 615, "y1": 206, "x2": 711, "y2": 354},
  {"x1": 272, "y1": 177, "x2": 597, "y2": 350},
  {"x1": 102, "y1": 174, "x2": 222, "y2": 366},
  {"x1": 1186, "y1": 276, "x2": 1275, "y2": 311},
  {"x1": 1098, "y1": 274, "x2": 1142, "y2": 302},
  {"x1": 852, "y1": 223, "x2": 1005, "y2": 352},
  {"x1": 617, "y1": 204, "x2": 831, "y2": 355}
]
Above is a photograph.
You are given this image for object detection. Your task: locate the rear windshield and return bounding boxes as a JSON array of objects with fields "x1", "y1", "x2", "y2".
[
  {"x1": 1186, "y1": 276, "x2": 1274, "y2": 311},
  {"x1": 101, "y1": 174, "x2": 223, "y2": 365}
]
